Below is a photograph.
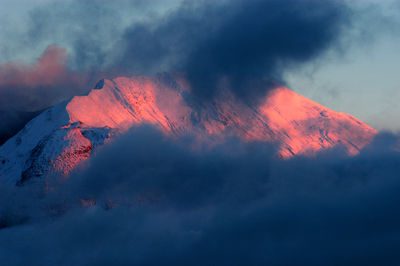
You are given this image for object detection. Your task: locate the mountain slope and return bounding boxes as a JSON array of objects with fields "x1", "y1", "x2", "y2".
[{"x1": 0, "y1": 73, "x2": 377, "y2": 184}]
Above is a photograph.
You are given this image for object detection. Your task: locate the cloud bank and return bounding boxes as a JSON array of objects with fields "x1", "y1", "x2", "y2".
[{"x1": 1, "y1": 126, "x2": 400, "y2": 265}]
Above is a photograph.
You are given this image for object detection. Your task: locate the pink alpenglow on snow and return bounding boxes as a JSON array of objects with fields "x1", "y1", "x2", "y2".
[{"x1": 0, "y1": 73, "x2": 377, "y2": 184}]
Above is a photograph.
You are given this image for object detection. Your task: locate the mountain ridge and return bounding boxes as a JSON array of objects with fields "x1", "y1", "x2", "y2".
[{"x1": 0, "y1": 73, "x2": 377, "y2": 184}]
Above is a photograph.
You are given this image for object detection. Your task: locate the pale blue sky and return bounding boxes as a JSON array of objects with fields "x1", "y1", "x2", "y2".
[
  {"x1": 284, "y1": 0, "x2": 400, "y2": 131},
  {"x1": 286, "y1": 25, "x2": 400, "y2": 131}
]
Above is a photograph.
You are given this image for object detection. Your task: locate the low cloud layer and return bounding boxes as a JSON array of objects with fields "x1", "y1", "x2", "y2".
[{"x1": 1, "y1": 126, "x2": 400, "y2": 265}]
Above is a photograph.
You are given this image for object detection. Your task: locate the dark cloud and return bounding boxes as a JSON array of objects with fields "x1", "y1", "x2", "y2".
[
  {"x1": 1, "y1": 125, "x2": 400, "y2": 265},
  {"x1": 111, "y1": 1, "x2": 228, "y2": 75},
  {"x1": 183, "y1": 0, "x2": 351, "y2": 101},
  {"x1": 113, "y1": 0, "x2": 351, "y2": 101}
]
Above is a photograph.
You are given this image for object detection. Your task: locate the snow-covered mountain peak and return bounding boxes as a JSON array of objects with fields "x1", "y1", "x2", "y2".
[{"x1": 0, "y1": 73, "x2": 377, "y2": 184}]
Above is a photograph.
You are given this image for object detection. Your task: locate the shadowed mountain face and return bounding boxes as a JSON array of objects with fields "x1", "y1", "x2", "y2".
[
  {"x1": 0, "y1": 73, "x2": 376, "y2": 184},
  {"x1": 0, "y1": 109, "x2": 44, "y2": 146}
]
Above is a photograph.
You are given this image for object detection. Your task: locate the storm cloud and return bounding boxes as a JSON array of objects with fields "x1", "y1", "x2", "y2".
[
  {"x1": 1, "y1": 126, "x2": 400, "y2": 265},
  {"x1": 114, "y1": 0, "x2": 352, "y2": 101}
]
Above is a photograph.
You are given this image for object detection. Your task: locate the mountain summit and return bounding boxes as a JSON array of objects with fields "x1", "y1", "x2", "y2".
[{"x1": 0, "y1": 73, "x2": 377, "y2": 184}]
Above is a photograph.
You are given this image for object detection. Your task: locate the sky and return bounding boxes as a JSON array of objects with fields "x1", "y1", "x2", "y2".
[
  {"x1": 0, "y1": 0, "x2": 399, "y2": 138},
  {"x1": 285, "y1": 1, "x2": 400, "y2": 131}
]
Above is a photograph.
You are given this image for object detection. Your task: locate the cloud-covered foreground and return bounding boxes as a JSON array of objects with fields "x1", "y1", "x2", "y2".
[{"x1": 0, "y1": 126, "x2": 400, "y2": 265}]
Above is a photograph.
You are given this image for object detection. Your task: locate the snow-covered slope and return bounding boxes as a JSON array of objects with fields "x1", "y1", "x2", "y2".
[{"x1": 0, "y1": 73, "x2": 377, "y2": 184}]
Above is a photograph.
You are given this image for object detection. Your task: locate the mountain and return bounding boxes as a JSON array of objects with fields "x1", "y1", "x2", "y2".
[
  {"x1": 0, "y1": 73, "x2": 377, "y2": 184},
  {"x1": 0, "y1": 109, "x2": 43, "y2": 146}
]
